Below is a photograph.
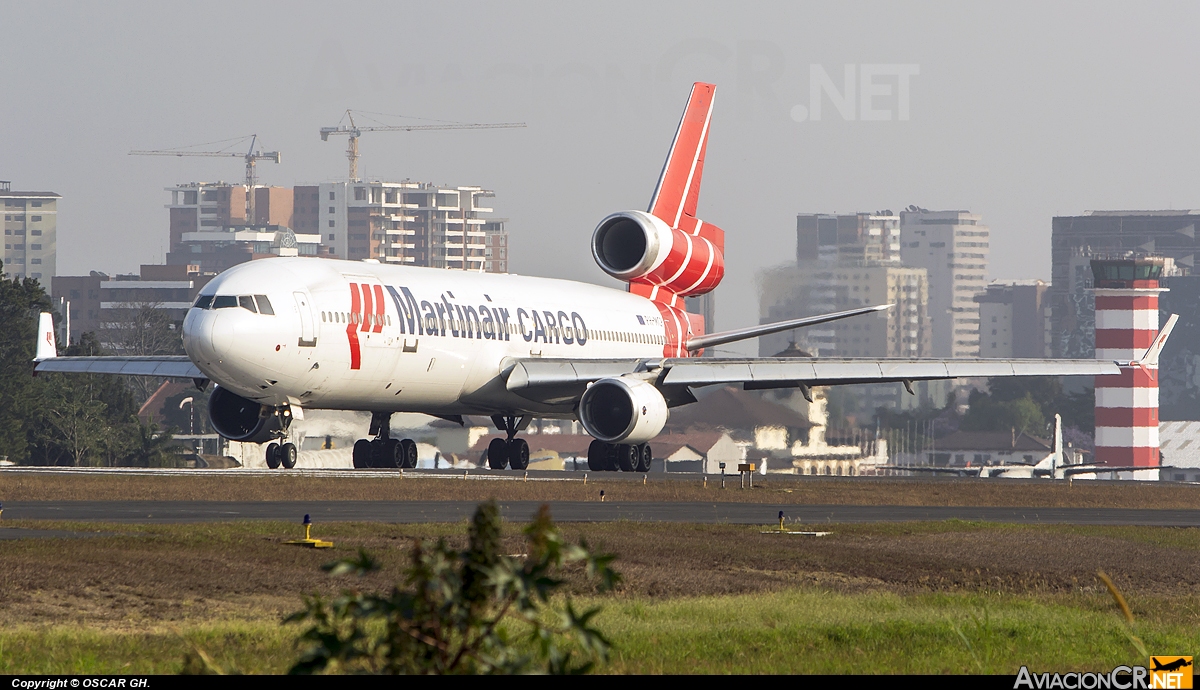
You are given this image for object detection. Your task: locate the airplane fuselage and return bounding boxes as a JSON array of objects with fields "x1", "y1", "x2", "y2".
[{"x1": 182, "y1": 257, "x2": 669, "y2": 417}]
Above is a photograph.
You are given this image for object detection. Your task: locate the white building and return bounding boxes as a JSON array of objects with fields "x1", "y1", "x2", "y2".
[
  {"x1": 900, "y1": 208, "x2": 991, "y2": 357},
  {"x1": 1, "y1": 181, "x2": 59, "y2": 282},
  {"x1": 311, "y1": 181, "x2": 507, "y2": 271}
]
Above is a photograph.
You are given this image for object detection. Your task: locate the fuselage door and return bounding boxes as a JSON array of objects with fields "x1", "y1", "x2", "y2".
[{"x1": 294, "y1": 291, "x2": 317, "y2": 347}]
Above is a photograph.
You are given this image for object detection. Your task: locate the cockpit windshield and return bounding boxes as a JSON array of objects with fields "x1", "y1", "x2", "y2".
[{"x1": 192, "y1": 294, "x2": 274, "y2": 315}]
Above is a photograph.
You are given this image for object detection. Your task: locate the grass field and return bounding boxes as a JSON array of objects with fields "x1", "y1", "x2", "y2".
[
  {"x1": 4, "y1": 471, "x2": 1200, "y2": 509},
  {"x1": 2, "y1": 518, "x2": 1198, "y2": 673}
]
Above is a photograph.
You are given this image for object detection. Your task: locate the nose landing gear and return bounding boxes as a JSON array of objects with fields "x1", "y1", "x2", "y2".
[
  {"x1": 265, "y1": 440, "x2": 298, "y2": 469},
  {"x1": 485, "y1": 414, "x2": 530, "y2": 471},
  {"x1": 353, "y1": 411, "x2": 418, "y2": 469}
]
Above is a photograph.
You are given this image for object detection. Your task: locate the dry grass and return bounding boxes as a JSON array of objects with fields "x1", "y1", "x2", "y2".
[
  {"x1": 4, "y1": 519, "x2": 1200, "y2": 630},
  {"x1": 4, "y1": 472, "x2": 1200, "y2": 508}
]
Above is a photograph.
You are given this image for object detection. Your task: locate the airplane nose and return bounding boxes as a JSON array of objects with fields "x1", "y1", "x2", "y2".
[
  {"x1": 208, "y1": 312, "x2": 235, "y2": 361},
  {"x1": 183, "y1": 309, "x2": 224, "y2": 364}
]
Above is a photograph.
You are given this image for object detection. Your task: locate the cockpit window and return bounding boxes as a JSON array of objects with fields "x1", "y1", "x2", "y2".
[
  {"x1": 238, "y1": 295, "x2": 258, "y2": 313},
  {"x1": 212, "y1": 295, "x2": 238, "y2": 309},
  {"x1": 254, "y1": 295, "x2": 274, "y2": 315},
  {"x1": 194, "y1": 294, "x2": 214, "y2": 310}
]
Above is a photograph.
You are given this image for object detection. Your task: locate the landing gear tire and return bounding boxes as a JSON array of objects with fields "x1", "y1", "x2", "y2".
[
  {"x1": 280, "y1": 442, "x2": 297, "y2": 469},
  {"x1": 487, "y1": 437, "x2": 508, "y2": 470},
  {"x1": 400, "y1": 438, "x2": 418, "y2": 468},
  {"x1": 266, "y1": 442, "x2": 281, "y2": 469},
  {"x1": 616, "y1": 444, "x2": 636, "y2": 472},
  {"x1": 636, "y1": 443, "x2": 652, "y2": 473},
  {"x1": 587, "y1": 440, "x2": 607, "y2": 471},
  {"x1": 383, "y1": 439, "x2": 402, "y2": 468},
  {"x1": 507, "y1": 438, "x2": 530, "y2": 471},
  {"x1": 353, "y1": 439, "x2": 371, "y2": 469},
  {"x1": 604, "y1": 443, "x2": 619, "y2": 471}
]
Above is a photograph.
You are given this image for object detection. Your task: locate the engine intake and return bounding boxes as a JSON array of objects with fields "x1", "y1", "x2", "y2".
[
  {"x1": 578, "y1": 377, "x2": 668, "y2": 445},
  {"x1": 591, "y1": 210, "x2": 724, "y2": 297},
  {"x1": 207, "y1": 386, "x2": 291, "y2": 443}
]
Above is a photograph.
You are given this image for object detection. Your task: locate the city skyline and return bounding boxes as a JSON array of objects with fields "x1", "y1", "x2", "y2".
[{"x1": 4, "y1": 2, "x2": 1199, "y2": 355}]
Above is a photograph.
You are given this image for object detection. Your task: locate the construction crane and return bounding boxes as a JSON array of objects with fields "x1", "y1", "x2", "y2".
[
  {"x1": 320, "y1": 110, "x2": 525, "y2": 181},
  {"x1": 130, "y1": 134, "x2": 280, "y2": 222}
]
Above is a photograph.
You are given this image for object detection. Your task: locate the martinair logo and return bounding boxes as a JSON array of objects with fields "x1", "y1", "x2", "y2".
[{"x1": 1015, "y1": 657, "x2": 1193, "y2": 689}]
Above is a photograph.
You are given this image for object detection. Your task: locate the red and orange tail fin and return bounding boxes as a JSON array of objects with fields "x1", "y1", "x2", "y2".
[
  {"x1": 649, "y1": 82, "x2": 715, "y2": 228},
  {"x1": 639, "y1": 82, "x2": 725, "y2": 358}
]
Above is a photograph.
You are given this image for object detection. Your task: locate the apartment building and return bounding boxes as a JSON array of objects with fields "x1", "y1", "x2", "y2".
[
  {"x1": 316, "y1": 181, "x2": 507, "y2": 271},
  {"x1": 1, "y1": 181, "x2": 59, "y2": 282},
  {"x1": 974, "y1": 280, "x2": 1049, "y2": 358},
  {"x1": 899, "y1": 208, "x2": 990, "y2": 357},
  {"x1": 760, "y1": 211, "x2": 936, "y2": 412}
]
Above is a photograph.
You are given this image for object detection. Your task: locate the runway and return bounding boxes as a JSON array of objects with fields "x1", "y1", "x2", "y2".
[{"x1": 6, "y1": 500, "x2": 1200, "y2": 526}]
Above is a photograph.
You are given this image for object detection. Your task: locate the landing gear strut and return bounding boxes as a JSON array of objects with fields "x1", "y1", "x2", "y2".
[
  {"x1": 485, "y1": 414, "x2": 530, "y2": 471},
  {"x1": 265, "y1": 440, "x2": 297, "y2": 469},
  {"x1": 353, "y1": 411, "x2": 418, "y2": 469},
  {"x1": 587, "y1": 440, "x2": 651, "y2": 472}
]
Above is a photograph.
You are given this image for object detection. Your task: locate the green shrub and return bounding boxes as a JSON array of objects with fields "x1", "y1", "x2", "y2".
[{"x1": 285, "y1": 501, "x2": 619, "y2": 674}]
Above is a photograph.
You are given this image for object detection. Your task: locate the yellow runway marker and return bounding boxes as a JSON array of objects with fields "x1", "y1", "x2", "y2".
[{"x1": 284, "y1": 514, "x2": 333, "y2": 549}]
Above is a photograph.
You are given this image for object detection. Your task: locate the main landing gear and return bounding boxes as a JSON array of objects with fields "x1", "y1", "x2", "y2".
[
  {"x1": 587, "y1": 440, "x2": 652, "y2": 472},
  {"x1": 265, "y1": 440, "x2": 298, "y2": 469},
  {"x1": 353, "y1": 411, "x2": 418, "y2": 469},
  {"x1": 485, "y1": 414, "x2": 530, "y2": 471}
]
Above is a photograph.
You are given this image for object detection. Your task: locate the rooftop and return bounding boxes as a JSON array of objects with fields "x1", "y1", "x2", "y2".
[{"x1": 666, "y1": 386, "x2": 813, "y2": 433}]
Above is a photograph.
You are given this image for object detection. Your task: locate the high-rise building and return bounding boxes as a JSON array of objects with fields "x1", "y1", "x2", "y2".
[
  {"x1": 1050, "y1": 210, "x2": 1200, "y2": 358},
  {"x1": 975, "y1": 280, "x2": 1049, "y2": 358},
  {"x1": 761, "y1": 211, "x2": 935, "y2": 412},
  {"x1": 1, "y1": 181, "x2": 59, "y2": 282},
  {"x1": 899, "y1": 209, "x2": 990, "y2": 357},
  {"x1": 316, "y1": 181, "x2": 507, "y2": 271}
]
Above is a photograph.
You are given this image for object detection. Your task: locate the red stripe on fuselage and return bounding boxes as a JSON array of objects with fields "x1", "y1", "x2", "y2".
[
  {"x1": 360, "y1": 283, "x2": 373, "y2": 333},
  {"x1": 373, "y1": 284, "x2": 385, "y2": 333},
  {"x1": 347, "y1": 282, "x2": 362, "y2": 370}
]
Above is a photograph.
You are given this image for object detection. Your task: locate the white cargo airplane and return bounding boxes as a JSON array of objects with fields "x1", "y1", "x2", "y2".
[{"x1": 33, "y1": 82, "x2": 1120, "y2": 471}]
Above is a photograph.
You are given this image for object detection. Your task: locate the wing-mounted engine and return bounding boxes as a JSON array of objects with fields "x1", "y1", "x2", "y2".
[
  {"x1": 207, "y1": 385, "x2": 293, "y2": 443},
  {"x1": 577, "y1": 377, "x2": 668, "y2": 445}
]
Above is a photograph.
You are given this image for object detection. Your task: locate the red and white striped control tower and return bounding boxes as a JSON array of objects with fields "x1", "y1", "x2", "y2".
[{"x1": 1091, "y1": 257, "x2": 1166, "y2": 480}]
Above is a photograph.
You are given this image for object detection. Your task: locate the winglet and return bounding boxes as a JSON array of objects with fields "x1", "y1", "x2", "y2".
[
  {"x1": 35, "y1": 312, "x2": 57, "y2": 361},
  {"x1": 1130, "y1": 313, "x2": 1177, "y2": 367}
]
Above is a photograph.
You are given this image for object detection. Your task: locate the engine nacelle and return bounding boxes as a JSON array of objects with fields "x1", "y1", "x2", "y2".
[
  {"x1": 591, "y1": 210, "x2": 724, "y2": 297},
  {"x1": 578, "y1": 377, "x2": 668, "y2": 445},
  {"x1": 207, "y1": 385, "x2": 292, "y2": 444}
]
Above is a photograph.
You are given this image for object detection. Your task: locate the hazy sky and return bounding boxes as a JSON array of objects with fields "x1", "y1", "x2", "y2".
[{"x1": 4, "y1": 2, "x2": 1198, "y2": 354}]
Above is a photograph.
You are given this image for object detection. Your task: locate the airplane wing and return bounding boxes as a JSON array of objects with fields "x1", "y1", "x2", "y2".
[
  {"x1": 34, "y1": 356, "x2": 203, "y2": 378},
  {"x1": 32, "y1": 311, "x2": 204, "y2": 379},
  {"x1": 504, "y1": 356, "x2": 1121, "y2": 405}
]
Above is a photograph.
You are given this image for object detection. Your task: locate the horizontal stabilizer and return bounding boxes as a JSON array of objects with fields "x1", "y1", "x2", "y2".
[{"x1": 685, "y1": 304, "x2": 890, "y2": 352}]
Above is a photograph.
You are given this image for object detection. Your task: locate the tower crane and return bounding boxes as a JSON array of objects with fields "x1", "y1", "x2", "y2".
[
  {"x1": 319, "y1": 111, "x2": 525, "y2": 181},
  {"x1": 130, "y1": 134, "x2": 281, "y2": 223}
]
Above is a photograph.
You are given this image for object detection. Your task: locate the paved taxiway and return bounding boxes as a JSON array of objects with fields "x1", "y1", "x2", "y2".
[{"x1": 5, "y1": 500, "x2": 1200, "y2": 526}]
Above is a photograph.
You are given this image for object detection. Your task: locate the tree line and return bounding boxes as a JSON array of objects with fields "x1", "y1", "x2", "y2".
[{"x1": 0, "y1": 264, "x2": 183, "y2": 466}]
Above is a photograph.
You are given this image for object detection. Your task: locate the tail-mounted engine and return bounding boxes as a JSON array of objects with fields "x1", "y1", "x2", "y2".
[
  {"x1": 591, "y1": 210, "x2": 724, "y2": 301},
  {"x1": 578, "y1": 377, "x2": 668, "y2": 445},
  {"x1": 207, "y1": 385, "x2": 293, "y2": 444}
]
